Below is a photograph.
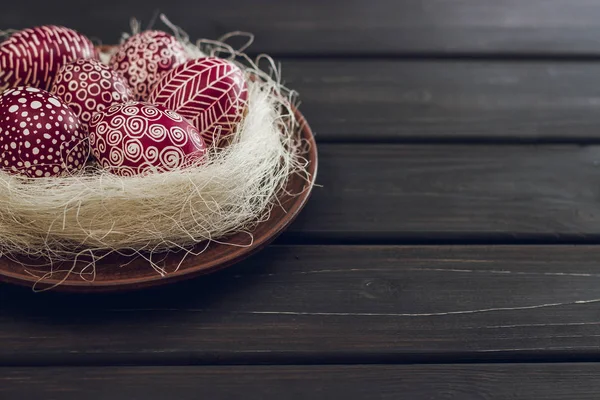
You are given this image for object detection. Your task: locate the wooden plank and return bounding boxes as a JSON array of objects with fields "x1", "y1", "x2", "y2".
[
  {"x1": 5, "y1": 1, "x2": 600, "y2": 55},
  {"x1": 3, "y1": 245, "x2": 600, "y2": 364},
  {"x1": 0, "y1": 57, "x2": 596, "y2": 142},
  {"x1": 287, "y1": 144, "x2": 600, "y2": 241},
  {"x1": 284, "y1": 60, "x2": 600, "y2": 142},
  {"x1": 2, "y1": 364, "x2": 600, "y2": 399}
]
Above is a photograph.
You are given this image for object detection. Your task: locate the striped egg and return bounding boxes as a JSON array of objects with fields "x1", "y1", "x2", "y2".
[{"x1": 0, "y1": 26, "x2": 98, "y2": 93}]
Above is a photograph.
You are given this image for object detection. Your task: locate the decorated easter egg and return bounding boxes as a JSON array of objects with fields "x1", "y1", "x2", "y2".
[
  {"x1": 0, "y1": 26, "x2": 98, "y2": 93},
  {"x1": 51, "y1": 59, "x2": 134, "y2": 129},
  {"x1": 149, "y1": 57, "x2": 248, "y2": 146},
  {"x1": 109, "y1": 31, "x2": 188, "y2": 101},
  {"x1": 89, "y1": 102, "x2": 206, "y2": 176},
  {"x1": 0, "y1": 87, "x2": 89, "y2": 177}
]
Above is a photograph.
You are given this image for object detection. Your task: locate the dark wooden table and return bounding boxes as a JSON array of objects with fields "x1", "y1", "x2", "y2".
[{"x1": 4, "y1": 1, "x2": 600, "y2": 398}]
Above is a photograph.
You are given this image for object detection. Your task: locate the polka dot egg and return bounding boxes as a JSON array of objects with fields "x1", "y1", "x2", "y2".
[
  {"x1": 0, "y1": 87, "x2": 89, "y2": 177},
  {"x1": 51, "y1": 59, "x2": 134, "y2": 129}
]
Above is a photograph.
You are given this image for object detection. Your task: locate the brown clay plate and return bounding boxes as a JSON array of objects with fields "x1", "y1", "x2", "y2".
[{"x1": 0, "y1": 108, "x2": 317, "y2": 292}]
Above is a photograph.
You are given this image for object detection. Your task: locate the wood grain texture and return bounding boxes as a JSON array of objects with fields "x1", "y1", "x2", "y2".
[
  {"x1": 5, "y1": 0, "x2": 600, "y2": 55},
  {"x1": 287, "y1": 144, "x2": 600, "y2": 242},
  {"x1": 2, "y1": 364, "x2": 600, "y2": 400},
  {"x1": 284, "y1": 60, "x2": 600, "y2": 142},
  {"x1": 2, "y1": 245, "x2": 600, "y2": 365}
]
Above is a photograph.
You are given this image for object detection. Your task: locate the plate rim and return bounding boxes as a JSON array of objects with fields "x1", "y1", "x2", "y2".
[{"x1": 0, "y1": 107, "x2": 317, "y2": 292}]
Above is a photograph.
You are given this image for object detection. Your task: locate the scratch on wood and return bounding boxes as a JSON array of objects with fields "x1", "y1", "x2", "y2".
[
  {"x1": 253, "y1": 267, "x2": 600, "y2": 278},
  {"x1": 473, "y1": 321, "x2": 600, "y2": 330},
  {"x1": 477, "y1": 346, "x2": 598, "y2": 353},
  {"x1": 241, "y1": 298, "x2": 600, "y2": 317},
  {"x1": 406, "y1": 268, "x2": 599, "y2": 278},
  {"x1": 109, "y1": 299, "x2": 600, "y2": 318}
]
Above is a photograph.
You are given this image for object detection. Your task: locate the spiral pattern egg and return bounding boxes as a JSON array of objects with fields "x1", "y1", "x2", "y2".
[
  {"x1": 0, "y1": 26, "x2": 98, "y2": 93},
  {"x1": 0, "y1": 87, "x2": 89, "y2": 177},
  {"x1": 149, "y1": 57, "x2": 248, "y2": 146},
  {"x1": 51, "y1": 59, "x2": 134, "y2": 129},
  {"x1": 109, "y1": 31, "x2": 188, "y2": 101},
  {"x1": 89, "y1": 102, "x2": 207, "y2": 176}
]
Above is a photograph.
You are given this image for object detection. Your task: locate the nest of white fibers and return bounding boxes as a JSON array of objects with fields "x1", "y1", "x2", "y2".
[{"x1": 0, "y1": 17, "x2": 311, "y2": 288}]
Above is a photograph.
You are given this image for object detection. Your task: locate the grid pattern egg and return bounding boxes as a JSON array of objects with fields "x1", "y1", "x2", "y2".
[{"x1": 109, "y1": 31, "x2": 189, "y2": 101}]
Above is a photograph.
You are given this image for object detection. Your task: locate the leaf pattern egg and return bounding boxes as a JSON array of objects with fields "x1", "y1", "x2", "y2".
[
  {"x1": 0, "y1": 26, "x2": 98, "y2": 93},
  {"x1": 149, "y1": 57, "x2": 248, "y2": 146},
  {"x1": 88, "y1": 102, "x2": 207, "y2": 176},
  {"x1": 109, "y1": 30, "x2": 189, "y2": 101},
  {"x1": 51, "y1": 59, "x2": 134, "y2": 130},
  {"x1": 0, "y1": 87, "x2": 89, "y2": 177}
]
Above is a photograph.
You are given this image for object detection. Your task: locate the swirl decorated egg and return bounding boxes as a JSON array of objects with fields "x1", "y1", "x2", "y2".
[
  {"x1": 149, "y1": 57, "x2": 248, "y2": 146},
  {"x1": 0, "y1": 26, "x2": 98, "y2": 93},
  {"x1": 51, "y1": 59, "x2": 134, "y2": 129},
  {"x1": 89, "y1": 102, "x2": 207, "y2": 176},
  {"x1": 0, "y1": 87, "x2": 89, "y2": 177},
  {"x1": 109, "y1": 31, "x2": 188, "y2": 101}
]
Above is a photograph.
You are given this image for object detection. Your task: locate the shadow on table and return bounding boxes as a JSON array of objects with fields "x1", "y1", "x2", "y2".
[{"x1": 0, "y1": 247, "x2": 280, "y2": 325}]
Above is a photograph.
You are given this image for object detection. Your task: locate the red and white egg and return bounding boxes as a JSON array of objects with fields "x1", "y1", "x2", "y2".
[
  {"x1": 149, "y1": 57, "x2": 248, "y2": 146},
  {"x1": 0, "y1": 87, "x2": 89, "y2": 177},
  {"x1": 109, "y1": 30, "x2": 189, "y2": 101},
  {"x1": 0, "y1": 26, "x2": 98, "y2": 93},
  {"x1": 88, "y1": 102, "x2": 206, "y2": 176},
  {"x1": 51, "y1": 59, "x2": 134, "y2": 129}
]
